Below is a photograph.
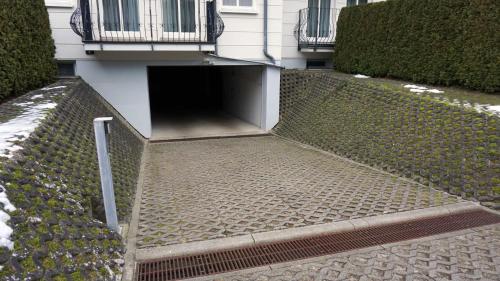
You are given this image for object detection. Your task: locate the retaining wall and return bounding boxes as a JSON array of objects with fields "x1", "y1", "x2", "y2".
[
  {"x1": 0, "y1": 79, "x2": 144, "y2": 280},
  {"x1": 276, "y1": 70, "x2": 500, "y2": 209}
]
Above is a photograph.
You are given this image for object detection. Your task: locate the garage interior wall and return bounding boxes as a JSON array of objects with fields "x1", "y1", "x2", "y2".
[{"x1": 221, "y1": 66, "x2": 263, "y2": 127}]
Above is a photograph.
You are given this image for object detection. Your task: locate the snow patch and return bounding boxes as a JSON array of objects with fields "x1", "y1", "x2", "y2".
[
  {"x1": 488, "y1": 105, "x2": 500, "y2": 113},
  {"x1": 0, "y1": 101, "x2": 58, "y2": 159},
  {"x1": 354, "y1": 74, "x2": 370, "y2": 79},
  {"x1": 427, "y1": 89, "x2": 444, "y2": 94},
  {"x1": 31, "y1": 94, "x2": 44, "y2": 100},
  {"x1": 14, "y1": 102, "x2": 34, "y2": 107},
  {"x1": 27, "y1": 217, "x2": 42, "y2": 224},
  {"x1": 404, "y1": 84, "x2": 427, "y2": 90},
  {"x1": 404, "y1": 84, "x2": 444, "y2": 94},
  {"x1": 0, "y1": 185, "x2": 15, "y2": 250},
  {"x1": 42, "y1": 86, "x2": 66, "y2": 91},
  {"x1": 0, "y1": 192, "x2": 15, "y2": 212},
  {"x1": 410, "y1": 89, "x2": 426, "y2": 93}
]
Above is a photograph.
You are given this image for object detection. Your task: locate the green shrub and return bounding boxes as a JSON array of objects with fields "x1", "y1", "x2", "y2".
[
  {"x1": 334, "y1": 0, "x2": 500, "y2": 93},
  {"x1": 0, "y1": 0, "x2": 57, "y2": 102}
]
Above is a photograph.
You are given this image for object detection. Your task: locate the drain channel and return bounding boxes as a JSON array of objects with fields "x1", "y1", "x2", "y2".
[{"x1": 135, "y1": 210, "x2": 500, "y2": 281}]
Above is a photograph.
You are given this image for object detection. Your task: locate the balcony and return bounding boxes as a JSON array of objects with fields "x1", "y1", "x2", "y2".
[
  {"x1": 297, "y1": 8, "x2": 337, "y2": 51},
  {"x1": 70, "y1": 0, "x2": 224, "y2": 52}
]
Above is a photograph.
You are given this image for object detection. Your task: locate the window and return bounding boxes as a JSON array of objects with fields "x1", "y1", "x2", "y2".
[
  {"x1": 162, "y1": 0, "x2": 196, "y2": 33},
  {"x1": 102, "y1": 0, "x2": 140, "y2": 32},
  {"x1": 347, "y1": 0, "x2": 368, "y2": 7},
  {"x1": 222, "y1": 0, "x2": 253, "y2": 7},
  {"x1": 44, "y1": 0, "x2": 73, "y2": 7},
  {"x1": 306, "y1": 60, "x2": 327, "y2": 69},
  {"x1": 57, "y1": 61, "x2": 75, "y2": 77},
  {"x1": 307, "y1": 0, "x2": 332, "y2": 38},
  {"x1": 221, "y1": 0, "x2": 256, "y2": 13}
]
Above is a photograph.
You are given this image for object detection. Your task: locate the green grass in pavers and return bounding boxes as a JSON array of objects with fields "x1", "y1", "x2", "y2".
[
  {"x1": 0, "y1": 80, "x2": 143, "y2": 280},
  {"x1": 277, "y1": 70, "x2": 500, "y2": 209}
]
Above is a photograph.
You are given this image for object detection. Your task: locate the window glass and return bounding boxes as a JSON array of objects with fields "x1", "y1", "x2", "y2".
[
  {"x1": 223, "y1": 0, "x2": 252, "y2": 7},
  {"x1": 223, "y1": 0, "x2": 237, "y2": 6},
  {"x1": 239, "y1": 0, "x2": 252, "y2": 7},
  {"x1": 57, "y1": 61, "x2": 76, "y2": 77}
]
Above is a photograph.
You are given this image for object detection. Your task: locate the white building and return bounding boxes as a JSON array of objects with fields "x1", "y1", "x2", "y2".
[{"x1": 45, "y1": 0, "x2": 381, "y2": 140}]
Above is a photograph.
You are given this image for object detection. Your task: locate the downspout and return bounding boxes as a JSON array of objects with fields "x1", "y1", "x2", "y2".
[
  {"x1": 263, "y1": 0, "x2": 276, "y2": 64},
  {"x1": 214, "y1": 0, "x2": 219, "y2": 55}
]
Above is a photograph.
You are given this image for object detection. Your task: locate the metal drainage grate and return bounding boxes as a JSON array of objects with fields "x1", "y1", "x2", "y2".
[{"x1": 135, "y1": 210, "x2": 500, "y2": 281}]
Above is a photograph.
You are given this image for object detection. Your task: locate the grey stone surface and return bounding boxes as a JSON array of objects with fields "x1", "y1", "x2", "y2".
[
  {"x1": 200, "y1": 223, "x2": 500, "y2": 281},
  {"x1": 137, "y1": 136, "x2": 461, "y2": 248}
]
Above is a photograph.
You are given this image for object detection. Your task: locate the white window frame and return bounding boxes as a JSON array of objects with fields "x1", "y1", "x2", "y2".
[
  {"x1": 347, "y1": 0, "x2": 369, "y2": 7},
  {"x1": 45, "y1": 0, "x2": 74, "y2": 8},
  {"x1": 220, "y1": 0, "x2": 257, "y2": 14}
]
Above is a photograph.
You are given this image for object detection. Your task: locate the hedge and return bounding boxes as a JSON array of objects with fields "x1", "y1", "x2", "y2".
[
  {"x1": 0, "y1": 0, "x2": 57, "y2": 103},
  {"x1": 0, "y1": 79, "x2": 144, "y2": 280},
  {"x1": 334, "y1": 0, "x2": 500, "y2": 93},
  {"x1": 277, "y1": 71, "x2": 500, "y2": 209}
]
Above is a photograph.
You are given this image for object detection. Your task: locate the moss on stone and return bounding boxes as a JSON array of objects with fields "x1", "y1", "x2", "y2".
[
  {"x1": 0, "y1": 79, "x2": 144, "y2": 279},
  {"x1": 277, "y1": 70, "x2": 500, "y2": 209}
]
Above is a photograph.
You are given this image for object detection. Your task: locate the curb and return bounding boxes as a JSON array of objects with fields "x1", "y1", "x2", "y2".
[
  {"x1": 122, "y1": 144, "x2": 149, "y2": 281},
  {"x1": 135, "y1": 201, "x2": 483, "y2": 261}
]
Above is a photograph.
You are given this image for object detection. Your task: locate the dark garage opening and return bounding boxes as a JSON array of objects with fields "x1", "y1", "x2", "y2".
[{"x1": 148, "y1": 66, "x2": 265, "y2": 140}]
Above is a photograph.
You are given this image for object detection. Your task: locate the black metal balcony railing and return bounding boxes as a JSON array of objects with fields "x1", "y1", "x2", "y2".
[
  {"x1": 70, "y1": 0, "x2": 224, "y2": 44},
  {"x1": 297, "y1": 8, "x2": 337, "y2": 50}
]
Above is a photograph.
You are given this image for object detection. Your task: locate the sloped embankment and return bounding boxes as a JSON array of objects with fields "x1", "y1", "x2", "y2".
[
  {"x1": 0, "y1": 79, "x2": 144, "y2": 280},
  {"x1": 276, "y1": 70, "x2": 500, "y2": 209}
]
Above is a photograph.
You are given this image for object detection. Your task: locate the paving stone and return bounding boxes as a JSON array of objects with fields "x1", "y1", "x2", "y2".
[{"x1": 137, "y1": 136, "x2": 461, "y2": 248}]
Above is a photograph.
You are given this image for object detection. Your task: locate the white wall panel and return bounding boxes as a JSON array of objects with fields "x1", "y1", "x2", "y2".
[
  {"x1": 76, "y1": 61, "x2": 152, "y2": 138},
  {"x1": 217, "y1": 0, "x2": 283, "y2": 61},
  {"x1": 261, "y1": 66, "x2": 280, "y2": 129},
  {"x1": 222, "y1": 66, "x2": 263, "y2": 126}
]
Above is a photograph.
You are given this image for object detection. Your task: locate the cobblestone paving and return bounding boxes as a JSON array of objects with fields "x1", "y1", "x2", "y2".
[
  {"x1": 137, "y1": 136, "x2": 461, "y2": 248},
  {"x1": 206, "y1": 224, "x2": 500, "y2": 281}
]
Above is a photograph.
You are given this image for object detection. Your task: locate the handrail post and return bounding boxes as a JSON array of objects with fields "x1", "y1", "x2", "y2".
[{"x1": 93, "y1": 117, "x2": 120, "y2": 233}]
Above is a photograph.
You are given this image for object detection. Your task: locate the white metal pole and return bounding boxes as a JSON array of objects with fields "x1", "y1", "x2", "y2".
[{"x1": 93, "y1": 117, "x2": 120, "y2": 233}]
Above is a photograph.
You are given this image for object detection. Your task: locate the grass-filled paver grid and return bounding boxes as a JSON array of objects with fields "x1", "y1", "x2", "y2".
[
  {"x1": 0, "y1": 79, "x2": 143, "y2": 280},
  {"x1": 277, "y1": 70, "x2": 500, "y2": 209}
]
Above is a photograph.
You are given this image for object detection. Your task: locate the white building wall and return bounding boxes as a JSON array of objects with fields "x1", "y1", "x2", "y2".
[
  {"x1": 216, "y1": 0, "x2": 283, "y2": 63},
  {"x1": 46, "y1": 1, "x2": 87, "y2": 60},
  {"x1": 76, "y1": 60, "x2": 152, "y2": 137}
]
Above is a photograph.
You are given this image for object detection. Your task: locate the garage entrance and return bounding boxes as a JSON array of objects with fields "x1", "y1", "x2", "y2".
[{"x1": 148, "y1": 66, "x2": 266, "y2": 140}]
